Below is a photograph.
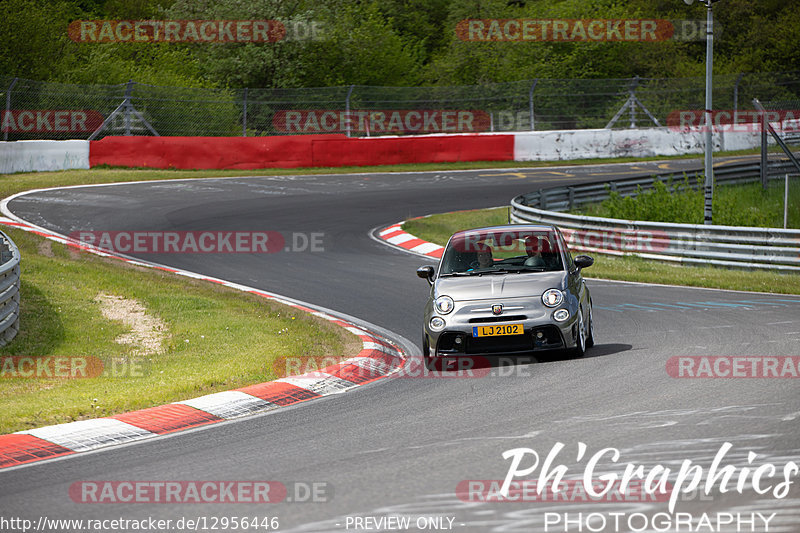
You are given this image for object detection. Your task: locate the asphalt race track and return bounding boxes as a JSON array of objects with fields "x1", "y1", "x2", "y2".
[{"x1": 1, "y1": 156, "x2": 799, "y2": 533}]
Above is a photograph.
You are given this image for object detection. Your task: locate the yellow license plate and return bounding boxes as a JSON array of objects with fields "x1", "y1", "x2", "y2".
[{"x1": 472, "y1": 323, "x2": 524, "y2": 337}]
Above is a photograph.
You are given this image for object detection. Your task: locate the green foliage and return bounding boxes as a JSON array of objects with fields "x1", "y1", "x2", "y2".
[
  {"x1": 585, "y1": 177, "x2": 800, "y2": 228},
  {"x1": 600, "y1": 177, "x2": 704, "y2": 224},
  {"x1": 0, "y1": 0, "x2": 80, "y2": 80},
  {"x1": 1, "y1": 0, "x2": 798, "y2": 89}
]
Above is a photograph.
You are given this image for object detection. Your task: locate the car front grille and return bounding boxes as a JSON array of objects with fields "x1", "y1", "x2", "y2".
[
  {"x1": 436, "y1": 325, "x2": 565, "y2": 356},
  {"x1": 468, "y1": 315, "x2": 527, "y2": 324}
]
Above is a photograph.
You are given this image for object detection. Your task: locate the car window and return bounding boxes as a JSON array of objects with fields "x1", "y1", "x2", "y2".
[
  {"x1": 556, "y1": 229, "x2": 576, "y2": 272},
  {"x1": 440, "y1": 229, "x2": 564, "y2": 275}
]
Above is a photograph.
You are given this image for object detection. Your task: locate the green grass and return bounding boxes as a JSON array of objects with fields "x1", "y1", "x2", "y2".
[
  {"x1": 577, "y1": 177, "x2": 800, "y2": 228},
  {"x1": 403, "y1": 207, "x2": 800, "y2": 295},
  {"x1": 0, "y1": 228, "x2": 359, "y2": 434}
]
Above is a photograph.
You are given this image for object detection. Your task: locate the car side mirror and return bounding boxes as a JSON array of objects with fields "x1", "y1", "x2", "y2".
[
  {"x1": 574, "y1": 255, "x2": 594, "y2": 270},
  {"x1": 416, "y1": 265, "x2": 435, "y2": 285}
]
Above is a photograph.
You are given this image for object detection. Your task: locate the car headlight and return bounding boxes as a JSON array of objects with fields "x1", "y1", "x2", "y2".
[
  {"x1": 434, "y1": 295, "x2": 454, "y2": 314},
  {"x1": 542, "y1": 289, "x2": 563, "y2": 307},
  {"x1": 429, "y1": 317, "x2": 446, "y2": 331},
  {"x1": 553, "y1": 309, "x2": 570, "y2": 322}
]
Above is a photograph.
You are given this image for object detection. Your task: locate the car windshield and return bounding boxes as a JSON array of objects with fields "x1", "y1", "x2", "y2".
[{"x1": 439, "y1": 229, "x2": 564, "y2": 275}]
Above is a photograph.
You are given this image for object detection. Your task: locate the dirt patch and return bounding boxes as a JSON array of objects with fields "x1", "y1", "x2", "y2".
[
  {"x1": 94, "y1": 293, "x2": 167, "y2": 356},
  {"x1": 36, "y1": 239, "x2": 54, "y2": 257}
]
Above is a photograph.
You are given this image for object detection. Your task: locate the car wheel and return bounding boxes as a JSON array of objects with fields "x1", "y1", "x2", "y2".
[
  {"x1": 570, "y1": 309, "x2": 586, "y2": 358},
  {"x1": 422, "y1": 335, "x2": 433, "y2": 370},
  {"x1": 585, "y1": 303, "x2": 594, "y2": 349}
]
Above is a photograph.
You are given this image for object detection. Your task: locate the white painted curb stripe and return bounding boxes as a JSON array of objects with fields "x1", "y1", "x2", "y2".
[
  {"x1": 276, "y1": 375, "x2": 356, "y2": 395},
  {"x1": 19, "y1": 419, "x2": 155, "y2": 453},
  {"x1": 375, "y1": 221, "x2": 443, "y2": 259},
  {"x1": 410, "y1": 242, "x2": 444, "y2": 254},
  {"x1": 177, "y1": 391, "x2": 278, "y2": 420},
  {"x1": 387, "y1": 233, "x2": 416, "y2": 245}
]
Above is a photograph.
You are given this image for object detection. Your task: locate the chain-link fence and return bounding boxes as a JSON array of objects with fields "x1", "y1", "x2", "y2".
[{"x1": 1, "y1": 72, "x2": 798, "y2": 140}]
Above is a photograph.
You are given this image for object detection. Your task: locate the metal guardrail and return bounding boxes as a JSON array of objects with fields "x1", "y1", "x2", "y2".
[
  {"x1": 510, "y1": 160, "x2": 800, "y2": 271},
  {"x1": 0, "y1": 231, "x2": 20, "y2": 346}
]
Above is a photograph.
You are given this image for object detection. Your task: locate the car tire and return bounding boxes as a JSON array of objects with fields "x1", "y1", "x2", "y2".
[
  {"x1": 570, "y1": 309, "x2": 586, "y2": 358},
  {"x1": 585, "y1": 303, "x2": 595, "y2": 349},
  {"x1": 422, "y1": 335, "x2": 434, "y2": 370}
]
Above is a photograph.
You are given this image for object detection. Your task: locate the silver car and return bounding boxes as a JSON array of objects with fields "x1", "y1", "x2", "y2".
[{"x1": 417, "y1": 224, "x2": 594, "y2": 368}]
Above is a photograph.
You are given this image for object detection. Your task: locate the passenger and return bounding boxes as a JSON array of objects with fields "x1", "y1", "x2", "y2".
[{"x1": 524, "y1": 235, "x2": 549, "y2": 268}]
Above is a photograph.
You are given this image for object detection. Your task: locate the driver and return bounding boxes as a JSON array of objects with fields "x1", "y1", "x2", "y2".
[{"x1": 524, "y1": 235, "x2": 548, "y2": 267}]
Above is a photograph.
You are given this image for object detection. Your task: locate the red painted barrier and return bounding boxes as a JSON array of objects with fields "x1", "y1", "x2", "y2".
[
  {"x1": 90, "y1": 135, "x2": 341, "y2": 169},
  {"x1": 310, "y1": 134, "x2": 514, "y2": 167},
  {"x1": 89, "y1": 134, "x2": 514, "y2": 170}
]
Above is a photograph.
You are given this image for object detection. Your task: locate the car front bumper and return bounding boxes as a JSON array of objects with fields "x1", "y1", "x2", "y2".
[{"x1": 424, "y1": 298, "x2": 580, "y2": 358}]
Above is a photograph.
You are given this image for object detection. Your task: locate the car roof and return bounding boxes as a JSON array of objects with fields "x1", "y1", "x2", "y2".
[{"x1": 450, "y1": 224, "x2": 558, "y2": 239}]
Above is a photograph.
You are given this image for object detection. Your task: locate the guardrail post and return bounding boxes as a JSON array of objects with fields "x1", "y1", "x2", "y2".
[
  {"x1": 785, "y1": 174, "x2": 790, "y2": 229},
  {"x1": 3, "y1": 77, "x2": 18, "y2": 142},
  {"x1": 538, "y1": 188, "x2": 547, "y2": 210},
  {"x1": 568, "y1": 187, "x2": 575, "y2": 210},
  {"x1": 760, "y1": 111, "x2": 768, "y2": 189}
]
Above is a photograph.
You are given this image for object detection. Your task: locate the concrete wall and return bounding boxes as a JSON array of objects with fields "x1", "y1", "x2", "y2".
[
  {"x1": 0, "y1": 140, "x2": 90, "y2": 174},
  {"x1": 513, "y1": 126, "x2": 764, "y2": 161}
]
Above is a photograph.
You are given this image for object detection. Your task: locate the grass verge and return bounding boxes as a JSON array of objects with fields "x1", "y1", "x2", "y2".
[
  {"x1": 403, "y1": 207, "x2": 800, "y2": 295},
  {"x1": 576, "y1": 177, "x2": 799, "y2": 229},
  {"x1": 0, "y1": 227, "x2": 360, "y2": 434}
]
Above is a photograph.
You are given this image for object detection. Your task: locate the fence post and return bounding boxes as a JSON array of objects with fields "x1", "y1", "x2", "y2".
[
  {"x1": 629, "y1": 76, "x2": 639, "y2": 129},
  {"x1": 242, "y1": 88, "x2": 248, "y2": 137},
  {"x1": 3, "y1": 78, "x2": 18, "y2": 142},
  {"x1": 123, "y1": 80, "x2": 135, "y2": 136},
  {"x1": 528, "y1": 79, "x2": 538, "y2": 131},
  {"x1": 345, "y1": 85, "x2": 355, "y2": 138}
]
